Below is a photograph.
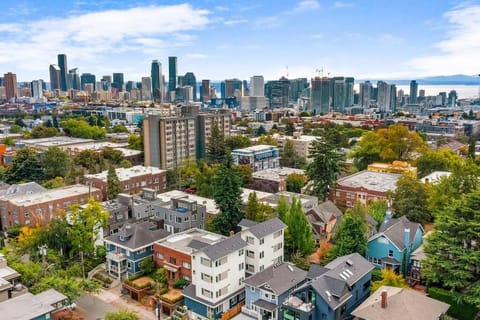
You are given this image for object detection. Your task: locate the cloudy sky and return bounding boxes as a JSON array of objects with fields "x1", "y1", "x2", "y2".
[{"x1": 1, "y1": 0, "x2": 479, "y2": 82}]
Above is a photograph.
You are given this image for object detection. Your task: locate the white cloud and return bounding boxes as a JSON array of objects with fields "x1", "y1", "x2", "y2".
[
  {"x1": 184, "y1": 53, "x2": 208, "y2": 60},
  {"x1": 334, "y1": 1, "x2": 353, "y2": 8},
  {"x1": 0, "y1": 4, "x2": 210, "y2": 79},
  {"x1": 224, "y1": 19, "x2": 248, "y2": 26},
  {"x1": 410, "y1": 4, "x2": 480, "y2": 76},
  {"x1": 311, "y1": 34, "x2": 324, "y2": 39},
  {"x1": 255, "y1": 16, "x2": 281, "y2": 29},
  {"x1": 292, "y1": 0, "x2": 320, "y2": 12}
]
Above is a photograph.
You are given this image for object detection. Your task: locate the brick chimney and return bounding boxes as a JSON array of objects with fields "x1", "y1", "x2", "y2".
[{"x1": 381, "y1": 289, "x2": 388, "y2": 308}]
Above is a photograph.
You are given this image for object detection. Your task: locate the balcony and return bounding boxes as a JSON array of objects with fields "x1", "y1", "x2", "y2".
[{"x1": 107, "y1": 252, "x2": 127, "y2": 262}]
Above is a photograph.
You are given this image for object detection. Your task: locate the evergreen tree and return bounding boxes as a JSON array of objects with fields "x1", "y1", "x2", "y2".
[
  {"x1": 330, "y1": 202, "x2": 368, "y2": 258},
  {"x1": 306, "y1": 133, "x2": 344, "y2": 200},
  {"x1": 423, "y1": 189, "x2": 480, "y2": 308},
  {"x1": 371, "y1": 269, "x2": 408, "y2": 293},
  {"x1": 52, "y1": 116, "x2": 59, "y2": 129},
  {"x1": 211, "y1": 152, "x2": 243, "y2": 235},
  {"x1": 107, "y1": 166, "x2": 121, "y2": 200},
  {"x1": 206, "y1": 121, "x2": 226, "y2": 164},
  {"x1": 391, "y1": 175, "x2": 432, "y2": 224},
  {"x1": 41, "y1": 146, "x2": 72, "y2": 180},
  {"x1": 3, "y1": 147, "x2": 44, "y2": 184},
  {"x1": 276, "y1": 195, "x2": 289, "y2": 222},
  {"x1": 284, "y1": 197, "x2": 316, "y2": 257},
  {"x1": 245, "y1": 192, "x2": 260, "y2": 221},
  {"x1": 195, "y1": 163, "x2": 217, "y2": 198}
]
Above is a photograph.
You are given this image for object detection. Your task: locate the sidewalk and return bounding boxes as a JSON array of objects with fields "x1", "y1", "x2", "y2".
[{"x1": 95, "y1": 284, "x2": 158, "y2": 320}]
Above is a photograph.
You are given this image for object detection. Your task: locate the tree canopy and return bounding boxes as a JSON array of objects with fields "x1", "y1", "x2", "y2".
[
  {"x1": 41, "y1": 146, "x2": 71, "y2": 180},
  {"x1": 391, "y1": 175, "x2": 432, "y2": 225},
  {"x1": 61, "y1": 118, "x2": 106, "y2": 140},
  {"x1": 104, "y1": 310, "x2": 140, "y2": 320},
  {"x1": 206, "y1": 121, "x2": 226, "y2": 164},
  {"x1": 107, "y1": 165, "x2": 121, "y2": 200},
  {"x1": 3, "y1": 147, "x2": 44, "y2": 184}
]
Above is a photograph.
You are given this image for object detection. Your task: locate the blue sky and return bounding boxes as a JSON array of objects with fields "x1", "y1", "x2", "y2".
[{"x1": 1, "y1": 0, "x2": 479, "y2": 82}]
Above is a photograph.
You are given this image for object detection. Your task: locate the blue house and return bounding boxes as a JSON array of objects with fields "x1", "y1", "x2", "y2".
[
  {"x1": 242, "y1": 262, "x2": 307, "y2": 320},
  {"x1": 281, "y1": 253, "x2": 374, "y2": 320},
  {"x1": 0, "y1": 289, "x2": 68, "y2": 320},
  {"x1": 105, "y1": 222, "x2": 170, "y2": 279},
  {"x1": 366, "y1": 214, "x2": 424, "y2": 274}
]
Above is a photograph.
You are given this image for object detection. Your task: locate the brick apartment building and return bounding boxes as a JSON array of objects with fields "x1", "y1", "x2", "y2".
[
  {"x1": 0, "y1": 184, "x2": 102, "y2": 230},
  {"x1": 84, "y1": 165, "x2": 167, "y2": 200}
]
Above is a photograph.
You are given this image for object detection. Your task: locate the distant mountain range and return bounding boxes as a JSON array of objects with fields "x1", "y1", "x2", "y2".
[{"x1": 361, "y1": 75, "x2": 480, "y2": 85}]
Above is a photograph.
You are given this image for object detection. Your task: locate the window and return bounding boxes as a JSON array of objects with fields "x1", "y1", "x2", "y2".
[
  {"x1": 239, "y1": 263, "x2": 244, "y2": 271},
  {"x1": 250, "y1": 286, "x2": 255, "y2": 292},
  {"x1": 201, "y1": 257, "x2": 211, "y2": 267},
  {"x1": 170, "y1": 257, "x2": 177, "y2": 265},
  {"x1": 238, "y1": 277, "x2": 244, "y2": 285},
  {"x1": 273, "y1": 243, "x2": 283, "y2": 252},
  {"x1": 183, "y1": 275, "x2": 190, "y2": 281},
  {"x1": 260, "y1": 251, "x2": 264, "y2": 259},
  {"x1": 246, "y1": 250, "x2": 255, "y2": 258},
  {"x1": 273, "y1": 230, "x2": 283, "y2": 238},
  {"x1": 388, "y1": 250, "x2": 394, "y2": 257},
  {"x1": 192, "y1": 214, "x2": 197, "y2": 221},
  {"x1": 182, "y1": 261, "x2": 191, "y2": 269},
  {"x1": 246, "y1": 236, "x2": 254, "y2": 244},
  {"x1": 201, "y1": 288, "x2": 212, "y2": 298},
  {"x1": 260, "y1": 238, "x2": 264, "y2": 245},
  {"x1": 238, "y1": 249, "x2": 244, "y2": 256},
  {"x1": 175, "y1": 217, "x2": 182, "y2": 223},
  {"x1": 260, "y1": 265, "x2": 264, "y2": 271},
  {"x1": 201, "y1": 273, "x2": 212, "y2": 283}
]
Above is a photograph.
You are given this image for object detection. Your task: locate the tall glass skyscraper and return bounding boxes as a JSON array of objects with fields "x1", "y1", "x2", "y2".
[
  {"x1": 57, "y1": 54, "x2": 68, "y2": 91},
  {"x1": 151, "y1": 60, "x2": 163, "y2": 102},
  {"x1": 168, "y1": 56, "x2": 177, "y2": 92},
  {"x1": 183, "y1": 72, "x2": 197, "y2": 101},
  {"x1": 49, "y1": 64, "x2": 61, "y2": 90},
  {"x1": 409, "y1": 80, "x2": 418, "y2": 104}
]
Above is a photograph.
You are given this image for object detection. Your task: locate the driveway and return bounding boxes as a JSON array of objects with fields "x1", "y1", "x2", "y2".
[{"x1": 75, "y1": 294, "x2": 116, "y2": 319}]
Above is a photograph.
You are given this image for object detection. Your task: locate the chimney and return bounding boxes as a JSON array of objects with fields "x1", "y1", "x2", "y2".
[
  {"x1": 229, "y1": 230, "x2": 235, "y2": 237},
  {"x1": 403, "y1": 228, "x2": 410, "y2": 250},
  {"x1": 381, "y1": 289, "x2": 387, "y2": 308}
]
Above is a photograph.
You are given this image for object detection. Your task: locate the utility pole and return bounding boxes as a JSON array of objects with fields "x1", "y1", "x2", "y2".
[{"x1": 39, "y1": 244, "x2": 47, "y2": 276}]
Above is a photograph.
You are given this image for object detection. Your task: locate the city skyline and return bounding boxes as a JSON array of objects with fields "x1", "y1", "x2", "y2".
[{"x1": 0, "y1": 0, "x2": 479, "y2": 82}]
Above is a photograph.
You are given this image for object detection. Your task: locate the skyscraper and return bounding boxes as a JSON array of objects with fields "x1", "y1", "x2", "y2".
[
  {"x1": 141, "y1": 76, "x2": 152, "y2": 101},
  {"x1": 182, "y1": 72, "x2": 197, "y2": 101},
  {"x1": 289, "y1": 78, "x2": 308, "y2": 102},
  {"x1": 57, "y1": 54, "x2": 68, "y2": 91},
  {"x1": 224, "y1": 79, "x2": 243, "y2": 98},
  {"x1": 332, "y1": 77, "x2": 346, "y2": 112},
  {"x1": 49, "y1": 64, "x2": 61, "y2": 90},
  {"x1": 201, "y1": 79, "x2": 211, "y2": 102},
  {"x1": 101, "y1": 75, "x2": 112, "y2": 91},
  {"x1": 31, "y1": 80, "x2": 44, "y2": 100},
  {"x1": 168, "y1": 56, "x2": 177, "y2": 93},
  {"x1": 389, "y1": 85, "x2": 397, "y2": 112},
  {"x1": 80, "y1": 73, "x2": 96, "y2": 91},
  {"x1": 265, "y1": 77, "x2": 290, "y2": 109},
  {"x1": 310, "y1": 77, "x2": 330, "y2": 115},
  {"x1": 112, "y1": 73, "x2": 124, "y2": 92},
  {"x1": 151, "y1": 60, "x2": 163, "y2": 102},
  {"x1": 359, "y1": 81, "x2": 372, "y2": 108},
  {"x1": 376, "y1": 81, "x2": 391, "y2": 112},
  {"x1": 68, "y1": 68, "x2": 80, "y2": 90},
  {"x1": 409, "y1": 80, "x2": 418, "y2": 104},
  {"x1": 250, "y1": 75, "x2": 265, "y2": 97},
  {"x1": 345, "y1": 77, "x2": 354, "y2": 108},
  {"x1": 4, "y1": 72, "x2": 17, "y2": 100}
]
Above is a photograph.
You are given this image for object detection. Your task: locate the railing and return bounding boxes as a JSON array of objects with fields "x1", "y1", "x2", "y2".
[{"x1": 107, "y1": 252, "x2": 127, "y2": 262}]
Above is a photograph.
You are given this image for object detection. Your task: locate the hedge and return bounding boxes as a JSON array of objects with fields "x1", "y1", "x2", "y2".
[{"x1": 428, "y1": 287, "x2": 479, "y2": 320}]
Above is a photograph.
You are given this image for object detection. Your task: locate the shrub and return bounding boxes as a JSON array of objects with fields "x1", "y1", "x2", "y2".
[
  {"x1": 428, "y1": 287, "x2": 479, "y2": 320},
  {"x1": 173, "y1": 278, "x2": 189, "y2": 289}
]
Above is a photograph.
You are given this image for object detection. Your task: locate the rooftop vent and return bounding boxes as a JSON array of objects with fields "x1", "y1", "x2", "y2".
[{"x1": 346, "y1": 259, "x2": 353, "y2": 266}]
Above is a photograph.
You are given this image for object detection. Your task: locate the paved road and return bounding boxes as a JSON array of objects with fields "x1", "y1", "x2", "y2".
[{"x1": 75, "y1": 294, "x2": 116, "y2": 319}]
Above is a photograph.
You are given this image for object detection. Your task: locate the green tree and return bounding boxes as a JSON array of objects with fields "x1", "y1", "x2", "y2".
[
  {"x1": 276, "y1": 195, "x2": 289, "y2": 222},
  {"x1": 120, "y1": 159, "x2": 132, "y2": 168},
  {"x1": 286, "y1": 173, "x2": 308, "y2": 193},
  {"x1": 111, "y1": 124, "x2": 129, "y2": 133},
  {"x1": 41, "y1": 146, "x2": 72, "y2": 180},
  {"x1": 330, "y1": 202, "x2": 368, "y2": 258},
  {"x1": 139, "y1": 256, "x2": 155, "y2": 275},
  {"x1": 423, "y1": 189, "x2": 480, "y2": 308},
  {"x1": 225, "y1": 135, "x2": 250, "y2": 150},
  {"x1": 236, "y1": 164, "x2": 253, "y2": 188},
  {"x1": 2, "y1": 137, "x2": 15, "y2": 146},
  {"x1": 65, "y1": 165, "x2": 85, "y2": 185},
  {"x1": 31, "y1": 275, "x2": 98, "y2": 303},
  {"x1": 107, "y1": 166, "x2": 121, "y2": 200},
  {"x1": 101, "y1": 147, "x2": 124, "y2": 166},
  {"x1": 127, "y1": 133, "x2": 142, "y2": 151},
  {"x1": 206, "y1": 121, "x2": 226, "y2": 164},
  {"x1": 285, "y1": 121, "x2": 295, "y2": 136},
  {"x1": 244, "y1": 191, "x2": 260, "y2": 221},
  {"x1": 61, "y1": 118, "x2": 106, "y2": 139},
  {"x1": 280, "y1": 139, "x2": 307, "y2": 168},
  {"x1": 104, "y1": 310, "x2": 140, "y2": 320},
  {"x1": 3, "y1": 147, "x2": 44, "y2": 183},
  {"x1": 415, "y1": 149, "x2": 462, "y2": 178},
  {"x1": 284, "y1": 197, "x2": 316, "y2": 257},
  {"x1": 367, "y1": 199, "x2": 387, "y2": 228},
  {"x1": 30, "y1": 126, "x2": 58, "y2": 138},
  {"x1": 211, "y1": 152, "x2": 243, "y2": 235},
  {"x1": 391, "y1": 175, "x2": 432, "y2": 224},
  {"x1": 255, "y1": 126, "x2": 266, "y2": 137},
  {"x1": 195, "y1": 163, "x2": 218, "y2": 198},
  {"x1": 68, "y1": 200, "x2": 109, "y2": 278},
  {"x1": 52, "y1": 116, "x2": 59, "y2": 129},
  {"x1": 306, "y1": 134, "x2": 344, "y2": 200},
  {"x1": 371, "y1": 269, "x2": 408, "y2": 293},
  {"x1": 257, "y1": 134, "x2": 278, "y2": 146},
  {"x1": 74, "y1": 149, "x2": 99, "y2": 174},
  {"x1": 43, "y1": 177, "x2": 65, "y2": 189},
  {"x1": 351, "y1": 124, "x2": 427, "y2": 170},
  {"x1": 10, "y1": 124, "x2": 23, "y2": 133}
]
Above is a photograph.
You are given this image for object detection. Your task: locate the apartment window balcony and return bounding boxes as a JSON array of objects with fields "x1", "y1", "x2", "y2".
[{"x1": 107, "y1": 251, "x2": 127, "y2": 262}]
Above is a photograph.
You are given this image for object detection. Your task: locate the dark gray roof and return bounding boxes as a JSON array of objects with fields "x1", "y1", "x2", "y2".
[
  {"x1": 317, "y1": 200, "x2": 342, "y2": 219},
  {"x1": 238, "y1": 219, "x2": 258, "y2": 228},
  {"x1": 245, "y1": 217, "x2": 286, "y2": 239},
  {"x1": 187, "y1": 239, "x2": 211, "y2": 250},
  {"x1": 311, "y1": 274, "x2": 351, "y2": 310},
  {"x1": 306, "y1": 264, "x2": 329, "y2": 280},
  {"x1": 377, "y1": 216, "x2": 423, "y2": 250},
  {"x1": 253, "y1": 299, "x2": 278, "y2": 312},
  {"x1": 202, "y1": 233, "x2": 247, "y2": 261},
  {"x1": 381, "y1": 257, "x2": 401, "y2": 265},
  {"x1": 324, "y1": 253, "x2": 375, "y2": 287},
  {"x1": 105, "y1": 222, "x2": 170, "y2": 250},
  {"x1": 243, "y1": 262, "x2": 307, "y2": 295}
]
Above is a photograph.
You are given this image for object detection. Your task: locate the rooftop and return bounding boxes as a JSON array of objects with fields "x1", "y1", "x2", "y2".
[
  {"x1": 85, "y1": 165, "x2": 166, "y2": 181},
  {"x1": 232, "y1": 144, "x2": 280, "y2": 153},
  {"x1": 22, "y1": 136, "x2": 93, "y2": 148},
  {"x1": 201, "y1": 233, "x2": 247, "y2": 261},
  {"x1": 157, "y1": 190, "x2": 218, "y2": 215},
  {"x1": 420, "y1": 171, "x2": 451, "y2": 184},
  {"x1": 244, "y1": 262, "x2": 307, "y2": 295},
  {"x1": 240, "y1": 217, "x2": 287, "y2": 239},
  {"x1": 105, "y1": 222, "x2": 171, "y2": 250},
  {"x1": 156, "y1": 228, "x2": 226, "y2": 254},
  {"x1": 0, "y1": 289, "x2": 67, "y2": 319},
  {"x1": 252, "y1": 167, "x2": 306, "y2": 182},
  {"x1": 351, "y1": 286, "x2": 450, "y2": 320},
  {"x1": 336, "y1": 170, "x2": 401, "y2": 193},
  {"x1": 7, "y1": 184, "x2": 98, "y2": 206}
]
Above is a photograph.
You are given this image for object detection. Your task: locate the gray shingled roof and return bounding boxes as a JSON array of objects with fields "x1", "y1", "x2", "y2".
[
  {"x1": 253, "y1": 299, "x2": 278, "y2": 311},
  {"x1": 306, "y1": 264, "x2": 329, "y2": 280},
  {"x1": 324, "y1": 252, "x2": 375, "y2": 287},
  {"x1": 187, "y1": 239, "x2": 211, "y2": 250},
  {"x1": 105, "y1": 222, "x2": 170, "y2": 250},
  {"x1": 245, "y1": 217, "x2": 286, "y2": 239},
  {"x1": 377, "y1": 216, "x2": 422, "y2": 250},
  {"x1": 311, "y1": 275, "x2": 352, "y2": 310},
  {"x1": 238, "y1": 219, "x2": 258, "y2": 228},
  {"x1": 243, "y1": 262, "x2": 307, "y2": 295},
  {"x1": 201, "y1": 233, "x2": 247, "y2": 261},
  {"x1": 0, "y1": 182, "x2": 47, "y2": 198}
]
